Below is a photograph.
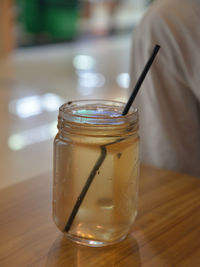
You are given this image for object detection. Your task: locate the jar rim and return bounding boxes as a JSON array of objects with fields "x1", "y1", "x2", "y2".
[{"x1": 59, "y1": 99, "x2": 138, "y2": 126}]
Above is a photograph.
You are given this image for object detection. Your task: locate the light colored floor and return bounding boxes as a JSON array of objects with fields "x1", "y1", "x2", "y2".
[{"x1": 0, "y1": 34, "x2": 135, "y2": 189}]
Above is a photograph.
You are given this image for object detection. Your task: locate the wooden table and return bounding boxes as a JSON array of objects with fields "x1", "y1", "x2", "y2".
[{"x1": 0, "y1": 165, "x2": 200, "y2": 267}]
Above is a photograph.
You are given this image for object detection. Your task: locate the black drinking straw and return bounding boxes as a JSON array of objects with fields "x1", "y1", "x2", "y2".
[
  {"x1": 122, "y1": 44, "x2": 160, "y2": 115},
  {"x1": 64, "y1": 44, "x2": 160, "y2": 232}
]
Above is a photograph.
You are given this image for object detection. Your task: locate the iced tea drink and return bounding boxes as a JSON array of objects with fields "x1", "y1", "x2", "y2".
[{"x1": 53, "y1": 100, "x2": 139, "y2": 246}]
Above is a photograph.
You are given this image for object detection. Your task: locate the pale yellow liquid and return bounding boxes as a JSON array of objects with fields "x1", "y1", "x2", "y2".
[
  {"x1": 53, "y1": 131, "x2": 139, "y2": 245},
  {"x1": 53, "y1": 100, "x2": 139, "y2": 246}
]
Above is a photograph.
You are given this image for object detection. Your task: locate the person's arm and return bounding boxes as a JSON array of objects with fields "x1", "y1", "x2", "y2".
[{"x1": 129, "y1": 0, "x2": 200, "y2": 176}]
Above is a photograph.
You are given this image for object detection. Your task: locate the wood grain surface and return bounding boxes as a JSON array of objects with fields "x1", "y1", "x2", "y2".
[{"x1": 0, "y1": 165, "x2": 200, "y2": 267}]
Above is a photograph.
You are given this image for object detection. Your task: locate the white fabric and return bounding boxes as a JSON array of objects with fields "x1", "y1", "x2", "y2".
[{"x1": 129, "y1": 0, "x2": 200, "y2": 176}]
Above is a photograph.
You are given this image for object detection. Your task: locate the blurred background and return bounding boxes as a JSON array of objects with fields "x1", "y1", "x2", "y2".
[{"x1": 0, "y1": 0, "x2": 153, "y2": 188}]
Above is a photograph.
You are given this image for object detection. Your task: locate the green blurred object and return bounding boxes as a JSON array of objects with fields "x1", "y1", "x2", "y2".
[
  {"x1": 18, "y1": 0, "x2": 79, "y2": 41},
  {"x1": 18, "y1": 0, "x2": 42, "y2": 33},
  {"x1": 44, "y1": 8, "x2": 78, "y2": 40}
]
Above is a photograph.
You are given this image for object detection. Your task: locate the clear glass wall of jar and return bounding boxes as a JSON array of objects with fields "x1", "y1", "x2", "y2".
[{"x1": 53, "y1": 100, "x2": 139, "y2": 247}]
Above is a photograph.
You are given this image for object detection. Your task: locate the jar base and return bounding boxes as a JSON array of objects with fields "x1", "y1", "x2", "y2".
[{"x1": 65, "y1": 232, "x2": 128, "y2": 247}]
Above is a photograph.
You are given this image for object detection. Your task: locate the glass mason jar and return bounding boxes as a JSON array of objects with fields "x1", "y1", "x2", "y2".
[{"x1": 53, "y1": 100, "x2": 139, "y2": 247}]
